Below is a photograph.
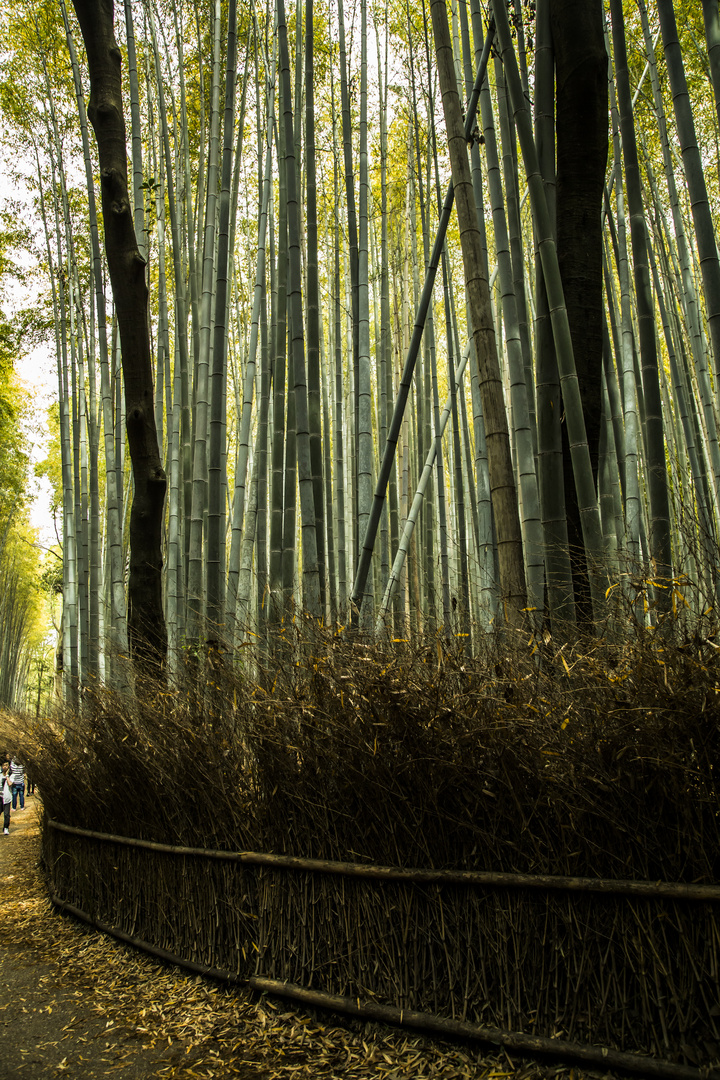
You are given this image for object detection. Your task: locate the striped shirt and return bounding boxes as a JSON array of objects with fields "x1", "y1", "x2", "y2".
[{"x1": 10, "y1": 761, "x2": 24, "y2": 784}]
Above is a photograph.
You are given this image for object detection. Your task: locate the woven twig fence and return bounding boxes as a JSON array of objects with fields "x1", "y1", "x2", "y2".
[{"x1": 45, "y1": 819, "x2": 720, "y2": 1078}]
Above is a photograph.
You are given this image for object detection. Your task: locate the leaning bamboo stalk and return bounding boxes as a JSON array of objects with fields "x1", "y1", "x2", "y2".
[
  {"x1": 349, "y1": 22, "x2": 495, "y2": 624},
  {"x1": 378, "y1": 342, "x2": 472, "y2": 625}
]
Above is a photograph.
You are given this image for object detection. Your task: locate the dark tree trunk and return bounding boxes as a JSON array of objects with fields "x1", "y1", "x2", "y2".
[
  {"x1": 550, "y1": 0, "x2": 608, "y2": 618},
  {"x1": 71, "y1": 0, "x2": 167, "y2": 667}
]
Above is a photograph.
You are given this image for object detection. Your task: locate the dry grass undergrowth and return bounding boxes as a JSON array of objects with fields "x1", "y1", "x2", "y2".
[{"x1": 11, "y1": 621, "x2": 719, "y2": 884}]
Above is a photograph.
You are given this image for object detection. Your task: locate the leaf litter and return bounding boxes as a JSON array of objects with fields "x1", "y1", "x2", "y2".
[{"x1": 0, "y1": 808, "x2": 615, "y2": 1080}]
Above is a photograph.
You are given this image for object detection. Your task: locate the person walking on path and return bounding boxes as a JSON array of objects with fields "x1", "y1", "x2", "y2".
[
  {"x1": 10, "y1": 757, "x2": 25, "y2": 810},
  {"x1": 2, "y1": 761, "x2": 13, "y2": 834}
]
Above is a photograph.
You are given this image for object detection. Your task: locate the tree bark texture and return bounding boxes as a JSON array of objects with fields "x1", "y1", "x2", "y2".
[{"x1": 71, "y1": 0, "x2": 167, "y2": 665}]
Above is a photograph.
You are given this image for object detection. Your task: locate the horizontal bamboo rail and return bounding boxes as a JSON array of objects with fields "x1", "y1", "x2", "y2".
[
  {"x1": 47, "y1": 819, "x2": 720, "y2": 901},
  {"x1": 251, "y1": 977, "x2": 720, "y2": 1080},
  {"x1": 49, "y1": 892, "x2": 720, "y2": 1080}
]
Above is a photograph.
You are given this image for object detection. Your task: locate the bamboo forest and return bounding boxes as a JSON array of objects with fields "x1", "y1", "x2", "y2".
[
  {"x1": 7, "y1": 4, "x2": 720, "y2": 1072},
  {"x1": 0, "y1": 0, "x2": 719, "y2": 702}
]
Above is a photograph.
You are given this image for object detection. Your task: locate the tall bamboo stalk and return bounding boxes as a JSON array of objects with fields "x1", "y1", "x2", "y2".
[
  {"x1": 491, "y1": 0, "x2": 607, "y2": 620},
  {"x1": 278, "y1": 0, "x2": 320, "y2": 615}
]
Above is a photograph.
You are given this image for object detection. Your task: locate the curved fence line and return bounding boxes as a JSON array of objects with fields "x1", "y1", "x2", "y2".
[
  {"x1": 44, "y1": 818, "x2": 720, "y2": 1076},
  {"x1": 48, "y1": 892, "x2": 718, "y2": 1080},
  {"x1": 47, "y1": 820, "x2": 720, "y2": 901}
]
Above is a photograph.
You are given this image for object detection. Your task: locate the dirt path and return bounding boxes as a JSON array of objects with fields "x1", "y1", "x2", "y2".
[
  {"x1": 0, "y1": 804, "x2": 605, "y2": 1080},
  {"x1": 0, "y1": 801, "x2": 165, "y2": 1078}
]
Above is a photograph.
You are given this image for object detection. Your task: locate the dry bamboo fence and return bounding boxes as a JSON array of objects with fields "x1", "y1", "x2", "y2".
[
  {"x1": 45, "y1": 818, "x2": 720, "y2": 1078},
  {"x1": 14, "y1": 630, "x2": 720, "y2": 1077}
]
